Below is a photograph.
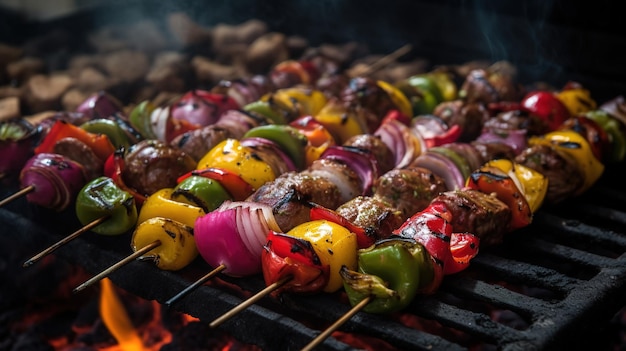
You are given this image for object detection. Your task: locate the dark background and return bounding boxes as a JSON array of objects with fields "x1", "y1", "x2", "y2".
[{"x1": 1, "y1": 0, "x2": 625, "y2": 102}]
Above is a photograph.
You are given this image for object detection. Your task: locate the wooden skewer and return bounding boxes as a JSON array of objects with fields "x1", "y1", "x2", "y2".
[
  {"x1": 300, "y1": 296, "x2": 372, "y2": 351},
  {"x1": 0, "y1": 185, "x2": 34, "y2": 207},
  {"x1": 349, "y1": 44, "x2": 413, "y2": 78},
  {"x1": 209, "y1": 275, "x2": 292, "y2": 329},
  {"x1": 164, "y1": 264, "x2": 227, "y2": 307},
  {"x1": 23, "y1": 215, "x2": 110, "y2": 267},
  {"x1": 73, "y1": 240, "x2": 162, "y2": 294}
]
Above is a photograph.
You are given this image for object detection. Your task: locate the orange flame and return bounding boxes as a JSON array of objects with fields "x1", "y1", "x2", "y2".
[{"x1": 100, "y1": 278, "x2": 146, "y2": 351}]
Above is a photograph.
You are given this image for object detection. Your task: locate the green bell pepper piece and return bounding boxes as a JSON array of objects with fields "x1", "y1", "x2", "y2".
[
  {"x1": 75, "y1": 176, "x2": 138, "y2": 236},
  {"x1": 80, "y1": 119, "x2": 131, "y2": 149},
  {"x1": 244, "y1": 100, "x2": 287, "y2": 125},
  {"x1": 395, "y1": 78, "x2": 442, "y2": 116},
  {"x1": 585, "y1": 110, "x2": 626, "y2": 163},
  {"x1": 340, "y1": 238, "x2": 434, "y2": 314},
  {"x1": 128, "y1": 100, "x2": 157, "y2": 140},
  {"x1": 171, "y1": 175, "x2": 232, "y2": 213},
  {"x1": 243, "y1": 124, "x2": 308, "y2": 170}
]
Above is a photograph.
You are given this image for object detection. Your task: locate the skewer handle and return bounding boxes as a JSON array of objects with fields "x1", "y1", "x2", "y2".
[
  {"x1": 0, "y1": 185, "x2": 34, "y2": 207},
  {"x1": 300, "y1": 296, "x2": 372, "y2": 351},
  {"x1": 73, "y1": 240, "x2": 161, "y2": 293},
  {"x1": 23, "y1": 215, "x2": 110, "y2": 267},
  {"x1": 209, "y1": 275, "x2": 292, "y2": 329},
  {"x1": 164, "y1": 264, "x2": 227, "y2": 307}
]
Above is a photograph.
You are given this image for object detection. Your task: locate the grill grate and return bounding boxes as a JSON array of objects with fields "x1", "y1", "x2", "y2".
[{"x1": 2, "y1": 171, "x2": 626, "y2": 351}]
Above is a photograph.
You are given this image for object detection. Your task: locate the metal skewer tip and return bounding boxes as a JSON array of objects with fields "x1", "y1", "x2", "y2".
[
  {"x1": 0, "y1": 185, "x2": 35, "y2": 208},
  {"x1": 23, "y1": 215, "x2": 110, "y2": 268},
  {"x1": 73, "y1": 240, "x2": 161, "y2": 294},
  {"x1": 164, "y1": 264, "x2": 227, "y2": 308},
  {"x1": 209, "y1": 275, "x2": 292, "y2": 329},
  {"x1": 300, "y1": 296, "x2": 372, "y2": 351}
]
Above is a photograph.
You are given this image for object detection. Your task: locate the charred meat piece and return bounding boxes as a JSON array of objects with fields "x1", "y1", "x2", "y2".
[
  {"x1": 514, "y1": 144, "x2": 585, "y2": 204},
  {"x1": 432, "y1": 100, "x2": 489, "y2": 142},
  {"x1": 471, "y1": 140, "x2": 516, "y2": 162},
  {"x1": 343, "y1": 133, "x2": 395, "y2": 174},
  {"x1": 248, "y1": 171, "x2": 343, "y2": 231},
  {"x1": 483, "y1": 109, "x2": 548, "y2": 136},
  {"x1": 53, "y1": 137, "x2": 103, "y2": 180},
  {"x1": 340, "y1": 76, "x2": 396, "y2": 132},
  {"x1": 170, "y1": 125, "x2": 232, "y2": 161},
  {"x1": 434, "y1": 189, "x2": 511, "y2": 246},
  {"x1": 459, "y1": 66, "x2": 523, "y2": 105},
  {"x1": 171, "y1": 109, "x2": 264, "y2": 161},
  {"x1": 123, "y1": 139, "x2": 197, "y2": 196},
  {"x1": 336, "y1": 195, "x2": 404, "y2": 242},
  {"x1": 373, "y1": 166, "x2": 447, "y2": 219}
]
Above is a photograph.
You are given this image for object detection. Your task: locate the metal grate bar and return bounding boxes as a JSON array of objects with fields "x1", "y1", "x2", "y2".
[
  {"x1": 470, "y1": 254, "x2": 580, "y2": 291},
  {"x1": 409, "y1": 296, "x2": 528, "y2": 345},
  {"x1": 442, "y1": 276, "x2": 554, "y2": 315}
]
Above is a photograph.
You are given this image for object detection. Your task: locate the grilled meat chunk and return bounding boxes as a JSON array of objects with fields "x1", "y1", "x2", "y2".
[
  {"x1": 336, "y1": 196, "x2": 404, "y2": 242},
  {"x1": 248, "y1": 170, "x2": 343, "y2": 231},
  {"x1": 432, "y1": 100, "x2": 489, "y2": 142},
  {"x1": 471, "y1": 140, "x2": 516, "y2": 162},
  {"x1": 514, "y1": 144, "x2": 585, "y2": 204},
  {"x1": 373, "y1": 166, "x2": 447, "y2": 219},
  {"x1": 343, "y1": 133, "x2": 395, "y2": 174},
  {"x1": 434, "y1": 189, "x2": 511, "y2": 246},
  {"x1": 123, "y1": 139, "x2": 197, "y2": 196},
  {"x1": 171, "y1": 109, "x2": 264, "y2": 161},
  {"x1": 53, "y1": 137, "x2": 103, "y2": 180}
]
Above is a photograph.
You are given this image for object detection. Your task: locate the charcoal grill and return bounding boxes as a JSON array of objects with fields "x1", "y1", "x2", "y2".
[
  {"x1": 2, "y1": 0, "x2": 626, "y2": 350},
  {"x1": 2, "y1": 165, "x2": 626, "y2": 350}
]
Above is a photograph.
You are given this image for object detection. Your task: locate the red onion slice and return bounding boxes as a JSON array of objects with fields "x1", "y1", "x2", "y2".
[
  {"x1": 375, "y1": 119, "x2": 424, "y2": 168},
  {"x1": 319, "y1": 146, "x2": 379, "y2": 195},
  {"x1": 195, "y1": 201, "x2": 281, "y2": 276},
  {"x1": 241, "y1": 137, "x2": 297, "y2": 174},
  {"x1": 476, "y1": 128, "x2": 528, "y2": 155},
  {"x1": 411, "y1": 151, "x2": 466, "y2": 191},
  {"x1": 20, "y1": 153, "x2": 87, "y2": 211}
]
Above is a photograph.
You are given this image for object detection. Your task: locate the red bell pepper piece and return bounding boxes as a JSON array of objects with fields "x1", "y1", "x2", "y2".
[
  {"x1": 393, "y1": 200, "x2": 479, "y2": 292},
  {"x1": 520, "y1": 91, "x2": 571, "y2": 131},
  {"x1": 381, "y1": 109, "x2": 412, "y2": 127},
  {"x1": 466, "y1": 166, "x2": 533, "y2": 231},
  {"x1": 35, "y1": 120, "x2": 116, "y2": 162},
  {"x1": 446, "y1": 232, "x2": 480, "y2": 275},
  {"x1": 103, "y1": 150, "x2": 147, "y2": 206},
  {"x1": 261, "y1": 231, "x2": 329, "y2": 294},
  {"x1": 177, "y1": 167, "x2": 254, "y2": 201}
]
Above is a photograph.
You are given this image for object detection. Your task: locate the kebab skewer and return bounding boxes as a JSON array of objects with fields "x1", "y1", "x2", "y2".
[
  {"x1": 199, "y1": 76, "x2": 623, "y2": 346},
  {"x1": 13, "y1": 59, "x2": 339, "y2": 267},
  {"x1": 301, "y1": 89, "x2": 623, "y2": 349}
]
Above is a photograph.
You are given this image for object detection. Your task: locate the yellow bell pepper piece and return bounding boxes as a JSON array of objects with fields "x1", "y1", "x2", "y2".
[
  {"x1": 485, "y1": 159, "x2": 549, "y2": 213},
  {"x1": 131, "y1": 217, "x2": 198, "y2": 271},
  {"x1": 137, "y1": 188, "x2": 205, "y2": 227},
  {"x1": 289, "y1": 220, "x2": 358, "y2": 293},
  {"x1": 269, "y1": 87, "x2": 328, "y2": 117},
  {"x1": 314, "y1": 100, "x2": 368, "y2": 144},
  {"x1": 425, "y1": 71, "x2": 458, "y2": 102},
  {"x1": 529, "y1": 130, "x2": 604, "y2": 194},
  {"x1": 377, "y1": 80, "x2": 413, "y2": 118},
  {"x1": 556, "y1": 88, "x2": 597, "y2": 116},
  {"x1": 197, "y1": 139, "x2": 276, "y2": 190}
]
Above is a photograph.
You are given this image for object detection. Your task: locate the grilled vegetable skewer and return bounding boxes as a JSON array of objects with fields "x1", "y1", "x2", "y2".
[{"x1": 303, "y1": 90, "x2": 625, "y2": 350}]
